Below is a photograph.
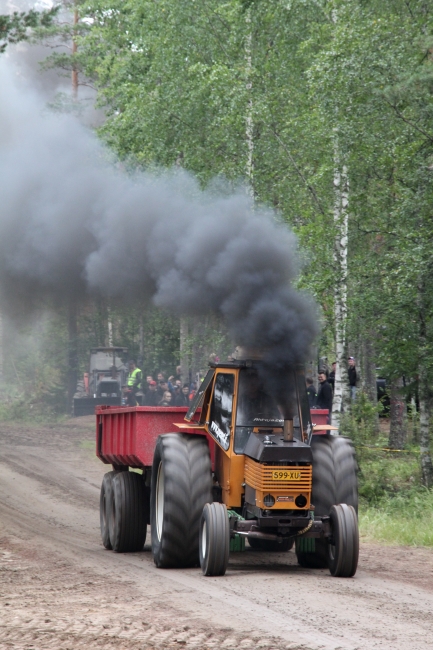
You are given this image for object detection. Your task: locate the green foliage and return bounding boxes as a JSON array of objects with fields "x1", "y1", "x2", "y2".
[{"x1": 0, "y1": 6, "x2": 59, "y2": 53}]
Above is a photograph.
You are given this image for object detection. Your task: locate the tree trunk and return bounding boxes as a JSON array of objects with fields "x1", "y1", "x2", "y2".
[
  {"x1": 107, "y1": 304, "x2": 113, "y2": 347},
  {"x1": 388, "y1": 377, "x2": 406, "y2": 449},
  {"x1": 67, "y1": 300, "x2": 78, "y2": 414},
  {"x1": 72, "y1": 4, "x2": 79, "y2": 100},
  {"x1": 180, "y1": 316, "x2": 190, "y2": 386},
  {"x1": 419, "y1": 370, "x2": 433, "y2": 487},
  {"x1": 361, "y1": 334, "x2": 379, "y2": 433},
  {"x1": 331, "y1": 144, "x2": 350, "y2": 427},
  {"x1": 245, "y1": 9, "x2": 253, "y2": 196}
]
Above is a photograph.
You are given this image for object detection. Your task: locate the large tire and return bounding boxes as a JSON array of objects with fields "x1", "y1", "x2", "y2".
[
  {"x1": 109, "y1": 471, "x2": 148, "y2": 552},
  {"x1": 200, "y1": 503, "x2": 230, "y2": 576},
  {"x1": 151, "y1": 434, "x2": 212, "y2": 568},
  {"x1": 248, "y1": 537, "x2": 294, "y2": 552},
  {"x1": 100, "y1": 471, "x2": 119, "y2": 550},
  {"x1": 328, "y1": 504, "x2": 359, "y2": 577},
  {"x1": 296, "y1": 434, "x2": 358, "y2": 569}
]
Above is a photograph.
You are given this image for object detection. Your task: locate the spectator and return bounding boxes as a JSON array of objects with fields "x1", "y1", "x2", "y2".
[
  {"x1": 328, "y1": 362, "x2": 336, "y2": 393},
  {"x1": 316, "y1": 370, "x2": 333, "y2": 421},
  {"x1": 306, "y1": 376, "x2": 317, "y2": 408},
  {"x1": 156, "y1": 372, "x2": 165, "y2": 383},
  {"x1": 144, "y1": 380, "x2": 158, "y2": 406},
  {"x1": 145, "y1": 374, "x2": 154, "y2": 388},
  {"x1": 189, "y1": 381, "x2": 197, "y2": 402},
  {"x1": 159, "y1": 391, "x2": 173, "y2": 406},
  {"x1": 348, "y1": 357, "x2": 359, "y2": 401},
  {"x1": 123, "y1": 359, "x2": 142, "y2": 406},
  {"x1": 175, "y1": 384, "x2": 191, "y2": 407},
  {"x1": 174, "y1": 365, "x2": 182, "y2": 382},
  {"x1": 157, "y1": 380, "x2": 171, "y2": 402}
]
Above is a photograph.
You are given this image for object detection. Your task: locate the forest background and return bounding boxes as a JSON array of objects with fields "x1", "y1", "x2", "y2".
[{"x1": 2, "y1": 0, "x2": 433, "y2": 544}]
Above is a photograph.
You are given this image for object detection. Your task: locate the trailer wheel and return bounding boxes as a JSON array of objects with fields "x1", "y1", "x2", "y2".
[
  {"x1": 328, "y1": 504, "x2": 359, "y2": 577},
  {"x1": 296, "y1": 434, "x2": 358, "y2": 569},
  {"x1": 151, "y1": 434, "x2": 212, "y2": 568},
  {"x1": 109, "y1": 471, "x2": 147, "y2": 552},
  {"x1": 248, "y1": 537, "x2": 294, "y2": 552},
  {"x1": 200, "y1": 503, "x2": 230, "y2": 576},
  {"x1": 100, "y1": 471, "x2": 119, "y2": 549}
]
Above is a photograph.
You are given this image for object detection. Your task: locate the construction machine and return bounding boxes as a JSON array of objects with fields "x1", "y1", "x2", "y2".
[{"x1": 96, "y1": 354, "x2": 358, "y2": 577}]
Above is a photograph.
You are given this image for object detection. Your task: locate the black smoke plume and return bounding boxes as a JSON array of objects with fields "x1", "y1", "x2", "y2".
[{"x1": 0, "y1": 65, "x2": 318, "y2": 398}]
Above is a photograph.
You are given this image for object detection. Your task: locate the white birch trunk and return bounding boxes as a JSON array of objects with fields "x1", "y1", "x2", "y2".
[
  {"x1": 245, "y1": 10, "x2": 253, "y2": 196},
  {"x1": 331, "y1": 138, "x2": 349, "y2": 429},
  {"x1": 107, "y1": 305, "x2": 113, "y2": 347}
]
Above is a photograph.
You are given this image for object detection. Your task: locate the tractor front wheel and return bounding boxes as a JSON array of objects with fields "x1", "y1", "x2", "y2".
[
  {"x1": 328, "y1": 504, "x2": 359, "y2": 577},
  {"x1": 199, "y1": 502, "x2": 230, "y2": 576}
]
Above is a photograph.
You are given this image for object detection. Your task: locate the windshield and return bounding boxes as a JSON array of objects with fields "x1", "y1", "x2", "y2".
[{"x1": 236, "y1": 368, "x2": 286, "y2": 427}]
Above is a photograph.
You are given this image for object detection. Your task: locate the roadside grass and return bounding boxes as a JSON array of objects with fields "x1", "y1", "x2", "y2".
[
  {"x1": 359, "y1": 488, "x2": 433, "y2": 546},
  {"x1": 356, "y1": 447, "x2": 433, "y2": 546}
]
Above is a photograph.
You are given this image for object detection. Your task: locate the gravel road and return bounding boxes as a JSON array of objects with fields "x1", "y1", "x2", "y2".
[{"x1": 1, "y1": 417, "x2": 433, "y2": 650}]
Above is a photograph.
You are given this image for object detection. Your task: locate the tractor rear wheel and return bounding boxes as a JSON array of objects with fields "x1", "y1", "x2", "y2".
[
  {"x1": 296, "y1": 434, "x2": 357, "y2": 569},
  {"x1": 100, "y1": 471, "x2": 119, "y2": 549},
  {"x1": 328, "y1": 504, "x2": 359, "y2": 577},
  {"x1": 109, "y1": 471, "x2": 148, "y2": 552},
  {"x1": 200, "y1": 502, "x2": 230, "y2": 576},
  {"x1": 248, "y1": 537, "x2": 294, "y2": 552},
  {"x1": 151, "y1": 434, "x2": 212, "y2": 568}
]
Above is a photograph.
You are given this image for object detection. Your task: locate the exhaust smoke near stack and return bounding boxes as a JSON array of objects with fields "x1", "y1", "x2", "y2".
[{"x1": 0, "y1": 64, "x2": 319, "y2": 393}]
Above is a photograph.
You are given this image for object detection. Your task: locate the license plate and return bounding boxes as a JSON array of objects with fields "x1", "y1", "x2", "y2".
[{"x1": 272, "y1": 470, "x2": 301, "y2": 481}]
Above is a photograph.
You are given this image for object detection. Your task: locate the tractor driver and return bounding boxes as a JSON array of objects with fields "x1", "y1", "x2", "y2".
[{"x1": 123, "y1": 359, "x2": 142, "y2": 406}]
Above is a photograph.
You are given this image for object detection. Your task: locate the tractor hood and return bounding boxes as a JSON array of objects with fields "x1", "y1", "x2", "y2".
[{"x1": 243, "y1": 432, "x2": 313, "y2": 464}]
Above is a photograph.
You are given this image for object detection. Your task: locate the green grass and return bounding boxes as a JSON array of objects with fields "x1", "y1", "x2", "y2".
[{"x1": 359, "y1": 488, "x2": 433, "y2": 546}]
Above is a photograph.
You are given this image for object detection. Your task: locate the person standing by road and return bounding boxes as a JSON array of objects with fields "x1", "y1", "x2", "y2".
[
  {"x1": 348, "y1": 357, "x2": 359, "y2": 401},
  {"x1": 124, "y1": 359, "x2": 142, "y2": 406},
  {"x1": 306, "y1": 376, "x2": 317, "y2": 409},
  {"x1": 316, "y1": 370, "x2": 333, "y2": 422},
  {"x1": 144, "y1": 380, "x2": 158, "y2": 406}
]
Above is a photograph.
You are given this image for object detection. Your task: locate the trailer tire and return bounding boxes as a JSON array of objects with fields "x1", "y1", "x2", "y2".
[
  {"x1": 248, "y1": 537, "x2": 294, "y2": 552},
  {"x1": 200, "y1": 503, "x2": 230, "y2": 576},
  {"x1": 100, "y1": 471, "x2": 119, "y2": 550},
  {"x1": 151, "y1": 433, "x2": 212, "y2": 568},
  {"x1": 296, "y1": 434, "x2": 358, "y2": 569},
  {"x1": 109, "y1": 471, "x2": 147, "y2": 552},
  {"x1": 328, "y1": 504, "x2": 359, "y2": 577}
]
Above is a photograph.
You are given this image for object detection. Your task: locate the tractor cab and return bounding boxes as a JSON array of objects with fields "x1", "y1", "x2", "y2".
[{"x1": 185, "y1": 361, "x2": 314, "y2": 512}]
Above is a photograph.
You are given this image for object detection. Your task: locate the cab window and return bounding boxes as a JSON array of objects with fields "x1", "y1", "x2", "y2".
[{"x1": 209, "y1": 373, "x2": 234, "y2": 451}]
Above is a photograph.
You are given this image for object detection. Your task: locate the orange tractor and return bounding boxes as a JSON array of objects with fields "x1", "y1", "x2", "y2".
[{"x1": 97, "y1": 357, "x2": 358, "y2": 577}]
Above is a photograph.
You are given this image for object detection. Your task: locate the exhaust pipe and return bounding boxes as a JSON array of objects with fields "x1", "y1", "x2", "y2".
[{"x1": 283, "y1": 419, "x2": 294, "y2": 442}]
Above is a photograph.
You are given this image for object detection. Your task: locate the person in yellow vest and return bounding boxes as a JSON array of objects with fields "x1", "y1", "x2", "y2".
[{"x1": 124, "y1": 359, "x2": 142, "y2": 406}]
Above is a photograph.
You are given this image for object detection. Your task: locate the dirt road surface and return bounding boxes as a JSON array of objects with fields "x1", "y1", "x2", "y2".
[{"x1": 1, "y1": 418, "x2": 433, "y2": 650}]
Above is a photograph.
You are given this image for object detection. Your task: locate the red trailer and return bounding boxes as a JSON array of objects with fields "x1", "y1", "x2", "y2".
[{"x1": 96, "y1": 405, "x2": 216, "y2": 469}]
